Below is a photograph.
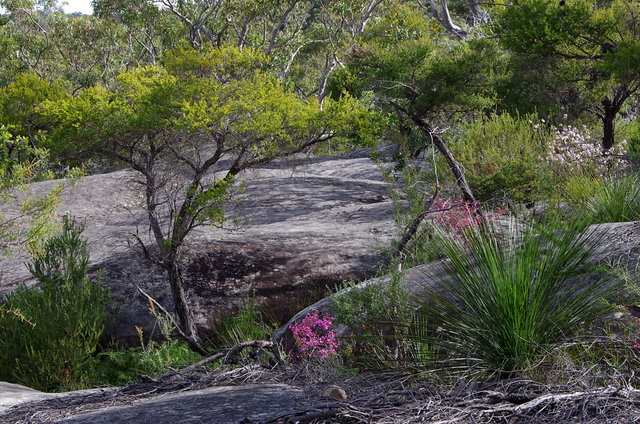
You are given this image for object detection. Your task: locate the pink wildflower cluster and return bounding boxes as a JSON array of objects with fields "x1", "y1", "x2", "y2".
[
  {"x1": 289, "y1": 310, "x2": 338, "y2": 360},
  {"x1": 432, "y1": 197, "x2": 505, "y2": 237},
  {"x1": 542, "y1": 125, "x2": 628, "y2": 175}
]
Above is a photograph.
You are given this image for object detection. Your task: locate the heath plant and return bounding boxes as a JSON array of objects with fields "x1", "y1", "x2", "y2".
[{"x1": 289, "y1": 310, "x2": 338, "y2": 361}]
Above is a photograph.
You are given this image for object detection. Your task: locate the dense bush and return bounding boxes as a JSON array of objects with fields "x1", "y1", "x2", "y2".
[
  {"x1": 211, "y1": 300, "x2": 276, "y2": 349},
  {"x1": 449, "y1": 113, "x2": 550, "y2": 202},
  {"x1": 0, "y1": 216, "x2": 110, "y2": 391},
  {"x1": 79, "y1": 339, "x2": 202, "y2": 387}
]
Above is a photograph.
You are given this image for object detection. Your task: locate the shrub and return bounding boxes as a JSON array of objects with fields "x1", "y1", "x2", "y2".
[
  {"x1": 79, "y1": 338, "x2": 202, "y2": 387},
  {"x1": 585, "y1": 175, "x2": 640, "y2": 224},
  {"x1": 289, "y1": 310, "x2": 338, "y2": 360},
  {"x1": 211, "y1": 300, "x2": 275, "y2": 349},
  {"x1": 542, "y1": 124, "x2": 628, "y2": 178},
  {"x1": 449, "y1": 113, "x2": 550, "y2": 202},
  {"x1": 0, "y1": 216, "x2": 110, "y2": 391},
  {"x1": 333, "y1": 276, "x2": 416, "y2": 368},
  {"x1": 413, "y1": 218, "x2": 623, "y2": 374}
]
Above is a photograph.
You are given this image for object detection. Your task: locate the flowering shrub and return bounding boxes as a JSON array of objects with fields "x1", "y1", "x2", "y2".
[
  {"x1": 542, "y1": 125, "x2": 628, "y2": 177},
  {"x1": 431, "y1": 197, "x2": 505, "y2": 237},
  {"x1": 289, "y1": 311, "x2": 338, "y2": 360}
]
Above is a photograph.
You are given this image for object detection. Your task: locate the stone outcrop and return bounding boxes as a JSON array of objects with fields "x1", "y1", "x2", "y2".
[{"x1": 0, "y1": 148, "x2": 397, "y2": 343}]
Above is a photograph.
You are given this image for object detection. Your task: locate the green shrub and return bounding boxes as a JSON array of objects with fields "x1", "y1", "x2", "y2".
[
  {"x1": 79, "y1": 339, "x2": 203, "y2": 387},
  {"x1": 0, "y1": 216, "x2": 110, "y2": 391},
  {"x1": 334, "y1": 275, "x2": 416, "y2": 368},
  {"x1": 211, "y1": 300, "x2": 275, "y2": 349},
  {"x1": 449, "y1": 113, "x2": 550, "y2": 202},
  {"x1": 586, "y1": 175, "x2": 640, "y2": 224},
  {"x1": 414, "y1": 218, "x2": 623, "y2": 374}
]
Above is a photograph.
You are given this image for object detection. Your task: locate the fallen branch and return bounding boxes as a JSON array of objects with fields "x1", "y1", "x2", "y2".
[{"x1": 482, "y1": 387, "x2": 623, "y2": 414}]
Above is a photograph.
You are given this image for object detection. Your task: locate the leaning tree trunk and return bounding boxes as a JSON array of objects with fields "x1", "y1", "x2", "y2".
[
  {"x1": 166, "y1": 258, "x2": 206, "y2": 354},
  {"x1": 411, "y1": 116, "x2": 479, "y2": 206}
]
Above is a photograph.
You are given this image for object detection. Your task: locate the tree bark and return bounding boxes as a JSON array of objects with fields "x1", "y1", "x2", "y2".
[
  {"x1": 466, "y1": 0, "x2": 487, "y2": 25},
  {"x1": 410, "y1": 116, "x2": 478, "y2": 206},
  {"x1": 601, "y1": 98, "x2": 617, "y2": 151},
  {"x1": 166, "y1": 258, "x2": 206, "y2": 354}
]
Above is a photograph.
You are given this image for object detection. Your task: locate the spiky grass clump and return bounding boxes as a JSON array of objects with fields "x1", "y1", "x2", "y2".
[
  {"x1": 415, "y1": 219, "x2": 623, "y2": 374},
  {"x1": 586, "y1": 175, "x2": 640, "y2": 224}
]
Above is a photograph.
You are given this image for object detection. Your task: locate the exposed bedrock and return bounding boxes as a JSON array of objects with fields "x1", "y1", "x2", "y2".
[{"x1": 0, "y1": 148, "x2": 398, "y2": 343}]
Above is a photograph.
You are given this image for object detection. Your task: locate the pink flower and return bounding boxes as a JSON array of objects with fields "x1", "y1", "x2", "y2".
[{"x1": 289, "y1": 311, "x2": 338, "y2": 360}]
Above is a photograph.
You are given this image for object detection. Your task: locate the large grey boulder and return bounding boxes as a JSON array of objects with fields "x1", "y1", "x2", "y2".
[
  {"x1": 0, "y1": 149, "x2": 397, "y2": 343},
  {"x1": 0, "y1": 382, "x2": 59, "y2": 414}
]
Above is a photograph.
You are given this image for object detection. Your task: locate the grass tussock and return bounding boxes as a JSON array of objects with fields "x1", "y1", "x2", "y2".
[{"x1": 413, "y1": 218, "x2": 626, "y2": 374}]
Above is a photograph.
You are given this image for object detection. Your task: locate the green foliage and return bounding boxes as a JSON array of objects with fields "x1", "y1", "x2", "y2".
[
  {"x1": 0, "y1": 216, "x2": 110, "y2": 391},
  {"x1": 0, "y1": 73, "x2": 68, "y2": 140},
  {"x1": 0, "y1": 10, "x2": 138, "y2": 91},
  {"x1": 561, "y1": 175, "x2": 602, "y2": 207},
  {"x1": 336, "y1": 12, "x2": 506, "y2": 118},
  {"x1": 27, "y1": 215, "x2": 90, "y2": 285},
  {"x1": 43, "y1": 44, "x2": 377, "y2": 163},
  {"x1": 413, "y1": 218, "x2": 623, "y2": 374},
  {"x1": 0, "y1": 126, "x2": 63, "y2": 253},
  {"x1": 449, "y1": 113, "x2": 551, "y2": 202},
  {"x1": 586, "y1": 175, "x2": 640, "y2": 224},
  {"x1": 494, "y1": 0, "x2": 640, "y2": 148},
  {"x1": 211, "y1": 300, "x2": 275, "y2": 349},
  {"x1": 333, "y1": 275, "x2": 415, "y2": 368},
  {"x1": 79, "y1": 339, "x2": 202, "y2": 388}
]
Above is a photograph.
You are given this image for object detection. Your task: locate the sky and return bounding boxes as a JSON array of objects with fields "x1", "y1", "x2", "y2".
[{"x1": 60, "y1": 0, "x2": 93, "y2": 15}]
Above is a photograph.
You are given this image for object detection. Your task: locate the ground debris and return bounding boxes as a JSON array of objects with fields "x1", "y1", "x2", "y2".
[{"x1": 2, "y1": 366, "x2": 640, "y2": 423}]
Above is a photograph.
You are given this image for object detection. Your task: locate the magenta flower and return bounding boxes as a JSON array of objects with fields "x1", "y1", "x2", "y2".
[{"x1": 289, "y1": 311, "x2": 338, "y2": 360}]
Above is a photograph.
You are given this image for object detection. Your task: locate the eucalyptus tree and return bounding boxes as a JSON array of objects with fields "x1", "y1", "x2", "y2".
[
  {"x1": 92, "y1": 0, "x2": 186, "y2": 64},
  {"x1": 332, "y1": 8, "x2": 506, "y2": 203},
  {"x1": 495, "y1": 0, "x2": 640, "y2": 150},
  {"x1": 42, "y1": 45, "x2": 376, "y2": 352},
  {"x1": 0, "y1": 5, "x2": 137, "y2": 92}
]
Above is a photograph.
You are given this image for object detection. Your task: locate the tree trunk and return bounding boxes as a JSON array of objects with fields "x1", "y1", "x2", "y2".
[
  {"x1": 601, "y1": 98, "x2": 617, "y2": 151},
  {"x1": 166, "y1": 259, "x2": 206, "y2": 354},
  {"x1": 466, "y1": 0, "x2": 487, "y2": 25},
  {"x1": 411, "y1": 118, "x2": 478, "y2": 206},
  {"x1": 395, "y1": 188, "x2": 439, "y2": 258},
  {"x1": 439, "y1": 0, "x2": 461, "y2": 33}
]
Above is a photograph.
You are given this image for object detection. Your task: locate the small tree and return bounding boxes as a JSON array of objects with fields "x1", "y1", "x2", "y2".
[
  {"x1": 43, "y1": 44, "x2": 375, "y2": 352},
  {"x1": 495, "y1": 0, "x2": 640, "y2": 151},
  {"x1": 333, "y1": 9, "x2": 506, "y2": 204},
  {"x1": 0, "y1": 216, "x2": 110, "y2": 391}
]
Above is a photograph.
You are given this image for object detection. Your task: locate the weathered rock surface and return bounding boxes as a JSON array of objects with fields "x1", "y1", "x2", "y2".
[
  {"x1": 0, "y1": 382, "x2": 60, "y2": 413},
  {"x1": 0, "y1": 149, "x2": 397, "y2": 342},
  {"x1": 59, "y1": 384, "x2": 305, "y2": 424},
  {"x1": 274, "y1": 221, "x2": 640, "y2": 349}
]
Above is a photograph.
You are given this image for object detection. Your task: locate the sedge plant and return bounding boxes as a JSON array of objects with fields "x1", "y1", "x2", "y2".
[
  {"x1": 413, "y1": 217, "x2": 624, "y2": 375},
  {"x1": 585, "y1": 175, "x2": 640, "y2": 224}
]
